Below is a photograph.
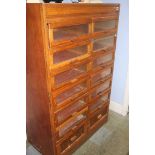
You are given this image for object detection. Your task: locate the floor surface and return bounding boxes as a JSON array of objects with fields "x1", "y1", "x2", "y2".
[{"x1": 27, "y1": 111, "x2": 129, "y2": 155}]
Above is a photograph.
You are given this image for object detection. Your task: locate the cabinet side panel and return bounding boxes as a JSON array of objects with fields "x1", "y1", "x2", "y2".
[{"x1": 26, "y1": 4, "x2": 54, "y2": 155}]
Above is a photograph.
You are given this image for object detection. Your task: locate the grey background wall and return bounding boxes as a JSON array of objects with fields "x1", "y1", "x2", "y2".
[{"x1": 103, "y1": 0, "x2": 129, "y2": 105}]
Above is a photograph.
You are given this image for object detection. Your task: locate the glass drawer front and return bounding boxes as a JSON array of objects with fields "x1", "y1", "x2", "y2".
[
  {"x1": 91, "y1": 68, "x2": 112, "y2": 86},
  {"x1": 93, "y1": 36, "x2": 115, "y2": 52},
  {"x1": 90, "y1": 105, "x2": 108, "y2": 127},
  {"x1": 56, "y1": 96, "x2": 87, "y2": 125},
  {"x1": 53, "y1": 24, "x2": 88, "y2": 42},
  {"x1": 89, "y1": 94, "x2": 109, "y2": 113},
  {"x1": 55, "y1": 80, "x2": 87, "y2": 105},
  {"x1": 91, "y1": 80, "x2": 111, "y2": 98},
  {"x1": 93, "y1": 53, "x2": 113, "y2": 68},
  {"x1": 53, "y1": 45, "x2": 87, "y2": 65},
  {"x1": 56, "y1": 122, "x2": 86, "y2": 154},
  {"x1": 54, "y1": 63, "x2": 87, "y2": 88},
  {"x1": 101, "y1": 93, "x2": 109, "y2": 102},
  {"x1": 94, "y1": 20, "x2": 116, "y2": 32},
  {"x1": 57, "y1": 113, "x2": 87, "y2": 139}
]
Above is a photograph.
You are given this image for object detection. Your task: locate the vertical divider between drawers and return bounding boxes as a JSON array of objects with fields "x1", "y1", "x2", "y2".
[{"x1": 87, "y1": 22, "x2": 94, "y2": 127}]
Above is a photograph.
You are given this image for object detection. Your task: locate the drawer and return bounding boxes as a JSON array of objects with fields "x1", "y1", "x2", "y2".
[
  {"x1": 53, "y1": 61, "x2": 88, "y2": 89},
  {"x1": 53, "y1": 24, "x2": 88, "y2": 41},
  {"x1": 93, "y1": 35, "x2": 115, "y2": 52},
  {"x1": 55, "y1": 95, "x2": 88, "y2": 126},
  {"x1": 91, "y1": 66, "x2": 112, "y2": 87},
  {"x1": 55, "y1": 109, "x2": 87, "y2": 140},
  {"x1": 48, "y1": 20, "x2": 90, "y2": 46},
  {"x1": 92, "y1": 52, "x2": 113, "y2": 68},
  {"x1": 89, "y1": 94, "x2": 110, "y2": 114},
  {"x1": 53, "y1": 78, "x2": 88, "y2": 108},
  {"x1": 91, "y1": 79, "x2": 111, "y2": 99},
  {"x1": 94, "y1": 19, "x2": 116, "y2": 32},
  {"x1": 52, "y1": 44, "x2": 89, "y2": 66},
  {"x1": 89, "y1": 103, "x2": 108, "y2": 128},
  {"x1": 56, "y1": 121, "x2": 87, "y2": 155}
]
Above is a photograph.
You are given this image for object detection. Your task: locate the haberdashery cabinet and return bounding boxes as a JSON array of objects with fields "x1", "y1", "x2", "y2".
[{"x1": 26, "y1": 3, "x2": 119, "y2": 155}]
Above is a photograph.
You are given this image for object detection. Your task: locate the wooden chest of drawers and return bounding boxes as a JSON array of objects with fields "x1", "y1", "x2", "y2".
[{"x1": 26, "y1": 3, "x2": 120, "y2": 155}]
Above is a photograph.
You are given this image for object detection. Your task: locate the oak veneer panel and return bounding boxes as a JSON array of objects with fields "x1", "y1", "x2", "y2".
[{"x1": 26, "y1": 4, "x2": 54, "y2": 155}]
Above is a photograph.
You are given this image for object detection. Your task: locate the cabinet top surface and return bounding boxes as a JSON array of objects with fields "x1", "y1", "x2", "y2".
[
  {"x1": 45, "y1": 3, "x2": 119, "y2": 6},
  {"x1": 27, "y1": 3, "x2": 119, "y2": 6},
  {"x1": 30, "y1": 3, "x2": 120, "y2": 17}
]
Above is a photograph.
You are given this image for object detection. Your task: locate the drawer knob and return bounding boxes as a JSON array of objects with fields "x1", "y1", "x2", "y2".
[
  {"x1": 98, "y1": 105, "x2": 102, "y2": 109},
  {"x1": 97, "y1": 114, "x2": 102, "y2": 119},
  {"x1": 70, "y1": 135, "x2": 77, "y2": 142}
]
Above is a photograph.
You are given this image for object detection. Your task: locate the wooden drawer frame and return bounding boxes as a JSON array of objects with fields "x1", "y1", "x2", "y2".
[
  {"x1": 89, "y1": 99, "x2": 110, "y2": 115},
  {"x1": 49, "y1": 40, "x2": 91, "y2": 68},
  {"x1": 89, "y1": 102, "x2": 109, "y2": 129},
  {"x1": 51, "y1": 60, "x2": 90, "y2": 90},
  {"x1": 51, "y1": 77, "x2": 89, "y2": 110},
  {"x1": 55, "y1": 107, "x2": 88, "y2": 132},
  {"x1": 56, "y1": 121, "x2": 87, "y2": 155},
  {"x1": 89, "y1": 89, "x2": 111, "y2": 105},
  {"x1": 91, "y1": 65, "x2": 113, "y2": 87}
]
